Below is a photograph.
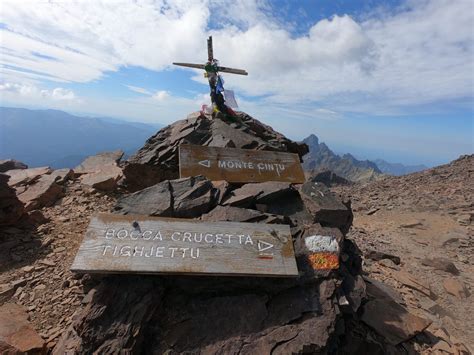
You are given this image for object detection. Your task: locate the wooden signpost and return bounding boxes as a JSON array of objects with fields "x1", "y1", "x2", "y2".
[
  {"x1": 179, "y1": 145, "x2": 305, "y2": 183},
  {"x1": 71, "y1": 213, "x2": 298, "y2": 277}
]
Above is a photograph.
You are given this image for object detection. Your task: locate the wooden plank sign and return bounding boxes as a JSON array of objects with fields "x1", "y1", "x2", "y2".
[
  {"x1": 71, "y1": 213, "x2": 298, "y2": 277},
  {"x1": 179, "y1": 145, "x2": 305, "y2": 183}
]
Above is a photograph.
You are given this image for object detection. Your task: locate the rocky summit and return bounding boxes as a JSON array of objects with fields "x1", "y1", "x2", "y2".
[
  {"x1": 0, "y1": 111, "x2": 471, "y2": 354},
  {"x1": 123, "y1": 111, "x2": 308, "y2": 191}
]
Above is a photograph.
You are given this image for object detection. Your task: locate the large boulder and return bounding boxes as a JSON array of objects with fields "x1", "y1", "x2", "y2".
[
  {"x1": 122, "y1": 112, "x2": 309, "y2": 191},
  {"x1": 0, "y1": 174, "x2": 24, "y2": 225}
]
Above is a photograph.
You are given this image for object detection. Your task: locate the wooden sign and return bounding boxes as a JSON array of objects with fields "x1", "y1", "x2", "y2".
[
  {"x1": 71, "y1": 213, "x2": 298, "y2": 277},
  {"x1": 179, "y1": 145, "x2": 305, "y2": 183}
]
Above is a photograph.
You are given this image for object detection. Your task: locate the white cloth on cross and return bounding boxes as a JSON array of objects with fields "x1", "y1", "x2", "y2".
[{"x1": 224, "y1": 90, "x2": 238, "y2": 108}]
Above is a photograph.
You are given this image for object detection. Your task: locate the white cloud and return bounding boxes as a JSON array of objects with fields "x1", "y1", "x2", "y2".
[
  {"x1": 0, "y1": 0, "x2": 472, "y2": 116},
  {"x1": 50, "y1": 87, "x2": 76, "y2": 100},
  {"x1": 152, "y1": 90, "x2": 170, "y2": 101},
  {"x1": 0, "y1": 0, "x2": 208, "y2": 81},
  {"x1": 124, "y1": 84, "x2": 172, "y2": 102},
  {"x1": 0, "y1": 82, "x2": 77, "y2": 101},
  {"x1": 125, "y1": 85, "x2": 171, "y2": 101}
]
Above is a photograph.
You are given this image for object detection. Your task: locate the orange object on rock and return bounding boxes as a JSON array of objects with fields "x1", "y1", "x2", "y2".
[{"x1": 308, "y1": 252, "x2": 339, "y2": 270}]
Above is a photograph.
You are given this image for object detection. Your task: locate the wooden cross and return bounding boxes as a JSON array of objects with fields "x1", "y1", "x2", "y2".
[
  {"x1": 173, "y1": 36, "x2": 247, "y2": 114},
  {"x1": 173, "y1": 36, "x2": 248, "y2": 76}
]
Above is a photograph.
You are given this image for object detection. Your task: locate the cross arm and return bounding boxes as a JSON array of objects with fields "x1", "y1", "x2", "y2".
[
  {"x1": 217, "y1": 66, "x2": 248, "y2": 75},
  {"x1": 172, "y1": 62, "x2": 206, "y2": 70}
]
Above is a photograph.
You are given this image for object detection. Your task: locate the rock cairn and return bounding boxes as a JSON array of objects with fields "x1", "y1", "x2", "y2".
[
  {"x1": 122, "y1": 111, "x2": 308, "y2": 192},
  {"x1": 52, "y1": 111, "x2": 428, "y2": 354}
]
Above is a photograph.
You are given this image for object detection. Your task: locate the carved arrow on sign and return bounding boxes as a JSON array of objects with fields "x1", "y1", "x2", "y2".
[
  {"x1": 198, "y1": 159, "x2": 211, "y2": 168},
  {"x1": 258, "y1": 240, "x2": 274, "y2": 252}
]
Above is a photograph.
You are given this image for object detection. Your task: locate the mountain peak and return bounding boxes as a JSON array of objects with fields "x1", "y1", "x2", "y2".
[
  {"x1": 303, "y1": 134, "x2": 319, "y2": 147},
  {"x1": 303, "y1": 138, "x2": 383, "y2": 182}
]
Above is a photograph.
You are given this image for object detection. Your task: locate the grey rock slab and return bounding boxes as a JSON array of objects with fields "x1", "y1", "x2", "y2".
[
  {"x1": 114, "y1": 180, "x2": 173, "y2": 216},
  {"x1": 201, "y1": 205, "x2": 266, "y2": 223},
  {"x1": 172, "y1": 178, "x2": 217, "y2": 218},
  {"x1": 299, "y1": 181, "x2": 353, "y2": 233},
  {"x1": 232, "y1": 181, "x2": 295, "y2": 205},
  {"x1": 222, "y1": 193, "x2": 255, "y2": 208},
  {"x1": 115, "y1": 176, "x2": 217, "y2": 218}
]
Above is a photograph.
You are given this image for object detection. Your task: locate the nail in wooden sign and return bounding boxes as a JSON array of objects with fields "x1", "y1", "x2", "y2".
[
  {"x1": 71, "y1": 213, "x2": 298, "y2": 277},
  {"x1": 179, "y1": 145, "x2": 305, "y2": 183}
]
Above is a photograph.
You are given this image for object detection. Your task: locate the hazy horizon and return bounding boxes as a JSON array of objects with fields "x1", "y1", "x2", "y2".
[{"x1": 1, "y1": 105, "x2": 469, "y2": 168}]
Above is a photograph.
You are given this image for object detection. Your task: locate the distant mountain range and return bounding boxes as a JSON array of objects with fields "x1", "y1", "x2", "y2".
[
  {"x1": 0, "y1": 107, "x2": 429, "y2": 178},
  {"x1": 373, "y1": 159, "x2": 428, "y2": 176},
  {"x1": 302, "y1": 134, "x2": 427, "y2": 182},
  {"x1": 0, "y1": 107, "x2": 161, "y2": 168}
]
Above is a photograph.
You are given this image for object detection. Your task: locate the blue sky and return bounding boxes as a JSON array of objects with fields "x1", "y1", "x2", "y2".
[{"x1": 1, "y1": 0, "x2": 472, "y2": 166}]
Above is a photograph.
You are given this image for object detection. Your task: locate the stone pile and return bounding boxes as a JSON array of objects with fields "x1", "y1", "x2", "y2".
[
  {"x1": 56, "y1": 177, "x2": 360, "y2": 353},
  {"x1": 51, "y1": 111, "x2": 431, "y2": 354},
  {"x1": 122, "y1": 111, "x2": 308, "y2": 191}
]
